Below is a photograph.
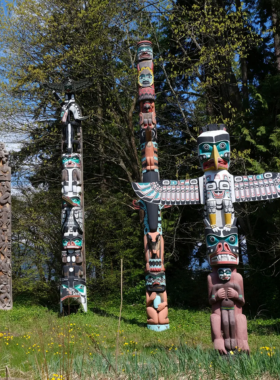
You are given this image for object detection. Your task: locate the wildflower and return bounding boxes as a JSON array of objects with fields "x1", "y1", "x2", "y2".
[{"x1": 229, "y1": 351, "x2": 234, "y2": 355}]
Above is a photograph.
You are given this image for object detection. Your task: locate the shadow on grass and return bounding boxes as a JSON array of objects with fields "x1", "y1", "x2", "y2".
[{"x1": 90, "y1": 306, "x2": 147, "y2": 328}]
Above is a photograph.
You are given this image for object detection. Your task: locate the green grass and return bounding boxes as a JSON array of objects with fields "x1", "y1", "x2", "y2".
[{"x1": 0, "y1": 302, "x2": 280, "y2": 379}]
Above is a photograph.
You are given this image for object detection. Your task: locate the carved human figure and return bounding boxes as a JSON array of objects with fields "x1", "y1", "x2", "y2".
[
  {"x1": 0, "y1": 276, "x2": 11, "y2": 307},
  {"x1": 0, "y1": 205, "x2": 11, "y2": 230},
  {"x1": 142, "y1": 141, "x2": 158, "y2": 172},
  {"x1": 139, "y1": 101, "x2": 156, "y2": 130},
  {"x1": 146, "y1": 290, "x2": 169, "y2": 325},
  {"x1": 0, "y1": 182, "x2": 11, "y2": 206},
  {"x1": 208, "y1": 267, "x2": 249, "y2": 354}
]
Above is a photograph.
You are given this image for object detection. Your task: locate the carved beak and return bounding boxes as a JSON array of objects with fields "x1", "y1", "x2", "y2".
[
  {"x1": 145, "y1": 128, "x2": 152, "y2": 142},
  {"x1": 210, "y1": 145, "x2": 220, "y2": 170}
]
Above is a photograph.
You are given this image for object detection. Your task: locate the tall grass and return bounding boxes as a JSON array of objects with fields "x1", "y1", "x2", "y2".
[{"x1": 0, "y1": 304, "x2": 279, "y2": 379}]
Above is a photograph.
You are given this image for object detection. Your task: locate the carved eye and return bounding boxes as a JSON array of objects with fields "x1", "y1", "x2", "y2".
[
  {"x1": 219, "y1": 142, "x2": 226, "y2": 150},
  {"x1": 203, "y1": 144, "x2": 210, "y2": 151},
  {"x1": 229, "y1": 235, "x2": 236, "y2": 243},
  {"x1": 219, "y1": 181, "x2": 230, "y2": 190},
  {"x1": 206, "y1": 182, "x2": 217, "y2": 190},
  {"x1": 209, "y1": 236, "x2": 216, "y2": 243}
]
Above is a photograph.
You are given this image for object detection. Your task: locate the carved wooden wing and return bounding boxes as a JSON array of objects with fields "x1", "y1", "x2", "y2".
[
  {"x1": 43, "y1": 82, "x2": 64, "y2": 92},
  {"x1": 132, "y1": 179, "x2": 201, "y2": 205},
  {"x1": 234, "y1": 172, "x2": 280, "y2": 202},
  {"x1": 73, "y1": 79, "x2": 92, "y2": 91}
]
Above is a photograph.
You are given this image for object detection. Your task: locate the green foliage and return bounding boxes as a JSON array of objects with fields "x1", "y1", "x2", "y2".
[{"x1": 123, "y1": 280, "x2": 146, "y2": 304}]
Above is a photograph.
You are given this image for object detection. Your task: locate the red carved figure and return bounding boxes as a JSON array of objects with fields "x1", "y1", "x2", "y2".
[
  {"x1": 208, "y1": 267, "x2": 249, "y2": 354},
  {"x1": 146, "y1": 291, "x2": 169, "y2": 325}
]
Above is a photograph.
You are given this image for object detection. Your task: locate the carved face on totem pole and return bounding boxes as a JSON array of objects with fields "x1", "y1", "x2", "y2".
[
  {"x1": 61, "y1": 278, "x2": 87, "y2": 307},
  {"x1": 217, "y1": 267, "x2": 232, "y2": 282},
  {"x1": 138, "y1": 67, "x2": 154, "y2": 87},
  {"x1": 62, "y1": 154, "x2": 81, "y2": 168},
  {"x1": 146, "y1": 232, "x2": 163, "y2": 272},
  {"x1": 197, "y1": 127, "x2": 230, "y2": 172},
  {"x1": 145, "y1": 273, "x2": 166, "y2": 292},
  {"x1": 205, "y1": 224, "x2": 239, "y2": 266},
  {"x1": 137, "y1": 41, "x2": 153, "y2": 61},
  {"x1": 62, "y1": 236, "x2": 83, "y2": 250}
]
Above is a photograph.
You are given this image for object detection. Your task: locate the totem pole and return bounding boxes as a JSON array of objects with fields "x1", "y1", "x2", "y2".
[
  {"x1": 134, "y1": 41, "x2": 169, "y2": 331},
  {"x1": 0, "y1": 143, "x2": 12, "y2": 310},
  {"x1": 132, "y1": 122, "x2": 280, "y2": 353},
  {"x1": 44, "y1": 78, "x2": 91, "y2": 313}
]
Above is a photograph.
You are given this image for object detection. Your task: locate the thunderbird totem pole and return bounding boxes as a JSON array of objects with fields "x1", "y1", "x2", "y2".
[
  {"x1": 44, "y1": 78, "x2": 90, "y2": 313},
  {"x1": 133, "y1": 41, "x2": 169, "y2": 331},
  {"x1": 0, "y1": 143, "x2": 12, "y2": 310},
  {"x1": 133, "y1": 122, "x2": 280, "y2": 353}
]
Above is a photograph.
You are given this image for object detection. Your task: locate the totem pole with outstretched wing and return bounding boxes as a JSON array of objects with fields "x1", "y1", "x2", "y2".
[
  {"x1": 44, "y1": 78, "x2": 91, "y2": 313},
  {"x1": 132, "y1": 123, "x2": 280, "y2": 353},
  {"x1": 133, "y1": 41, "x2": 169, "y2": 332}
]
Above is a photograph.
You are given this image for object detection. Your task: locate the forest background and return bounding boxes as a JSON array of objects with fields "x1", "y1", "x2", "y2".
[{"x1": 0, "y1": 0, "x2": 280, "y2": 317}]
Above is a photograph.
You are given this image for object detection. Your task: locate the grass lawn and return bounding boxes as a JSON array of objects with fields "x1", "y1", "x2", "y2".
[{"x1": 0, "y1": 302, "x2": 280, "y2": 379}]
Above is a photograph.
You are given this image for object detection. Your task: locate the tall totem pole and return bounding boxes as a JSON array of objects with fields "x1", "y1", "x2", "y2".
[
  {"x1": 0, "y1": 143, "x2": 12, "y2": 310},
  {"x1": 44, "y1": 78, "x2": 90, "y2": 313},
  {"x1": 135, "y1": 41, "x2": 169, "y2": 331},
  {"x1": 133, "y1": 122, "x2": 280, "y2": 353}
]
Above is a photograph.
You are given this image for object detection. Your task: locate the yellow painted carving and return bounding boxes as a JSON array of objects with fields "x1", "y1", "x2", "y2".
[
  {"x1": 225, "y1": 213, "x2": 231, "y2": 226},
  {"x1": 209, "y1": 213, "x2": 216, "y2": 226},
  {"x1": 138, "y1": 67, "x2": 154, "y2": 87}
]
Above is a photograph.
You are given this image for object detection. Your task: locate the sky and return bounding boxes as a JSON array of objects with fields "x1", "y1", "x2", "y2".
[{"x1": 1, "y1": 0, "x2": 12, "y2": 16}]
